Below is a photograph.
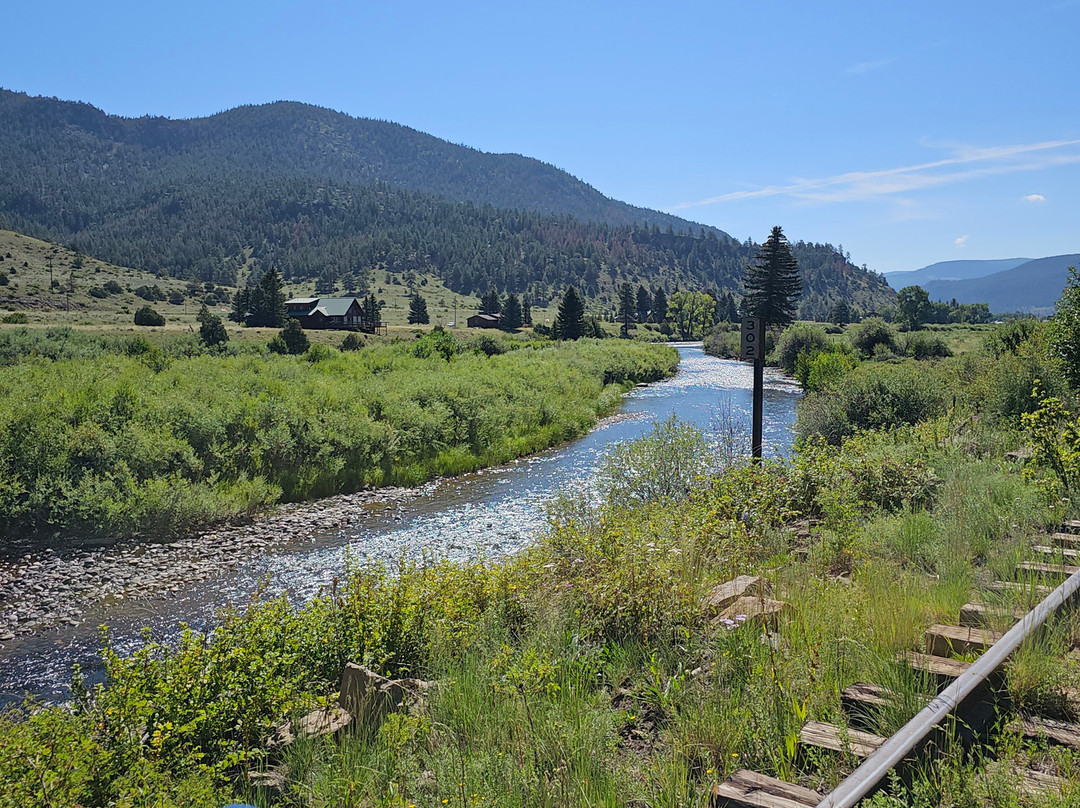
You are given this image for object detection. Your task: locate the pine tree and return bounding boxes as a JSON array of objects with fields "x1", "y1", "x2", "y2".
[
  {"x1": 502, "y1": 294, "x2": 523, "y2": 329},
  {"x1": 828, "y1": 299, "x2": 852, "y2": 326},
  {"x1": 617, "y1": 282, "x2": 636, "y2": 336},
  {"x1": 553, "y1": 286, "x2": 585, "y2": 340},
  {"x1": 246, "y1": 267, "x2": 287, "y2": 327},
  {"x1": 197, "y1": 304, "x2": 229, "y2": 347},
  {"x1": 742, "y1": 226, "x2": 802, "y2": 329},
  {"x1": 636, "y1": 284, "x2": 651, "y2": 323},
  {"x1": 651, "y1": 287, "x2": 668, "y2": 323},
  {"x1": 362, "y1": 293, "x2": 381, "y2": 329},
  {"x1": 408, "y1": 294, "x2": 430, "y2": 324},
  {"x1": 480, "y1": 288, "x2": 502, "y2": 314}
]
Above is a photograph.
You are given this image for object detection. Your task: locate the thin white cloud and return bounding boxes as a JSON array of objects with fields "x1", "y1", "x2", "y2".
[
  {"x1": 846, "y1": 58, "x2": 895, "y2": 74},
  {"x1": 955, "y1": 235, "x2": 968, "y2": 247},
  {"x1": 1024, "y1": 193, "x2": 1047, "y2": 202},
  {"x1": 670, "y1": 138, "x2": 1080, "y2": 210}
]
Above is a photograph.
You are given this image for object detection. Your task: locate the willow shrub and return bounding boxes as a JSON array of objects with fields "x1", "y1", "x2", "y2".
[{"x1": 0, "y1": 338, "x2": 677, "y2": 540}]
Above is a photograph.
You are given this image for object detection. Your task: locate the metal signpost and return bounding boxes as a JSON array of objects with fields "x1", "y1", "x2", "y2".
[{"x1": 740, "y1": 316, "x2": 765, "y2": 460}]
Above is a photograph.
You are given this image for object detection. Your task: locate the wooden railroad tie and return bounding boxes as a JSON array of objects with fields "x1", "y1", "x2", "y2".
[
  {"x1": 798, "y1": 720, "x2": 886, "y2": 759},
  {"x1": 904, "y1": 652, "x2": 971, "y2": 680},
  {"x1": 925, "y1": 623, "x2": 1003, "y2": 657},
  {"x1": 1049, "y1": 531, "x2": 1080, "y2": 547},
  {"x1": 1012, "y1": 714, "x2": 1080, "y2": 749},
  {"x1": 1015, "y1": 561, "x2": 1080, "y2": 578},
  {"x1": 1032, "y1": 544, "x2": 1080, "y2": 560},
  {"x1": 959, "y1": 601, "x2": 1026, "y2": 628},
  {"x1": 710, "y1": 769, "x2": 822, "y2": 808},
  {"x1": 1061, "y1": 519, "x2": 1080, "y2": 533}
]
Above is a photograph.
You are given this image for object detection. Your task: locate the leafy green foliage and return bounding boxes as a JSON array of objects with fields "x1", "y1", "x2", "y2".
[
  {"x1": 596, "y1": 416, "x2": 712, "y2": 506},
  {"x1": 896, "y1": 285, "x2": 930, "y2": 330},
  {"x1": 0, "y1": 338, "x2": 677, "y2": 539},
  {"x1": 1049, "y1": 266, "x2": 1080, "y2": 388},
  {"x1": 850, "y1": 316, "x2": 897, "y2": 357},
  {"x1": 796, "y1": 363, "x2": 947, "y2": 444},
  {"x1": 774, "y1": 323, "x2": 830, "y2": 374}
]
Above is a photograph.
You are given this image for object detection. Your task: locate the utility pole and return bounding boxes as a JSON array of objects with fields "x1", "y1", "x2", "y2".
[{"x1": 740, "y1": 316, "x2": 765, "y2": 461}]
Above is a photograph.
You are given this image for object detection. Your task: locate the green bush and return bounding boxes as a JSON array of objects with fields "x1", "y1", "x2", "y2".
[
  {"x1": 902, "y1": 331, "x2": 951, "y2": 360},
  {"x1": 774, "y1": 323, "x2": 829, "y2": 373},
  {"x1": 983, "y1": 318, "x2": 1039, "y2": 358},
  {"x1": 798, "y1": 349, "x2": 858, "y2": 392},
  {"x1": 796, "y1": 362, "x2": 947, "y2": 444},
  {"x1": 850, "y1": 317, "x2": 897, "y2": 357},
  {"x1": 1, "y1": 312, "x2": 27, "y2": 324},
  {"x1": 133, "y1": 305, "x2": 165, "y2": 326},
  {"x1": 340, "y1": 332, "x2": 362, "y2": 351}
]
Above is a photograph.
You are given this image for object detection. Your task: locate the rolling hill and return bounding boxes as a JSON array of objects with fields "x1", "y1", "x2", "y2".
[
  {"x1": 0, "y1": 89, "x2": 896, "y2": 315},
  {"x1": 884, "y1": 258, "x2": 1031, "y2": 289},
  {"x1": 923, "y1": 254, "x2": 1080, "y2": 315}
]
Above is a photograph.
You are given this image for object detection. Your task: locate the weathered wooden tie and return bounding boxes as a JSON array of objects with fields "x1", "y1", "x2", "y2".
[
  {"x1": 1032, "y1": 544, "x2": 1080, "y2": 559},
  {"x1": 924, "y1": 624, "x2": 1002, "y2": 657},
  {"x1": 1015, "y1": 767, "x2": 1069, "y2": 796},
  {"x1": 905, "y1": 652, "x2": 971, "y2": 680},
  {"x1": 798, "y1": 721, "x2": 887, "y2": 759},
  {"x1": 1061, "y1": 519, "x2": 1080, "y2": 532},
  {"x1": 958, "y1": 601, "x2": 1026, "y2": 627},
  {"x1": 1012, "y1": 715, "x2": 1080, "y2": 748},
  {"x1": 1050, "y1": 531, "x2": 1080, "y2": 547},
  {"x1": 987, "y1": 580, "x2": 1054, "y2": 597},
  {"x1": 1015, "y1": 561, "x2": 1080, "y2": 578},
  {"x1": 710, "y1": 769, "x2": 822, "y2": 808}
]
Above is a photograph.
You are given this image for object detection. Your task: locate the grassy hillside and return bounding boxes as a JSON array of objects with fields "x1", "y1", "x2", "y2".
[{"x1": 0, "y1": 229, "x2": 196, "y2": 325}]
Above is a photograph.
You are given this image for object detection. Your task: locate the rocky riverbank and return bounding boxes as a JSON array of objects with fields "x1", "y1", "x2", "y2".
[{"x1": 0, "y1": 485, "x2": 422, "y2": 645}]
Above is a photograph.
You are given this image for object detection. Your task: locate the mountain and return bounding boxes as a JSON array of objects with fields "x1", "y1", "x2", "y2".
[
  {"x1": 884, "y1": 258, "x2": 1030, "y2": 289},
  {"x1": 0, "y1": 89, "x2": 895, "y2": 313},
  {"x1": 923, "y1": 254, "x2": 1080, "y2": 315}
]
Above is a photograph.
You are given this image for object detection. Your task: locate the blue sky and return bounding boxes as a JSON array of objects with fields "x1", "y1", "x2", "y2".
[{"x1": 5, "y1": 0, "x2": 1078, "y2": 272}]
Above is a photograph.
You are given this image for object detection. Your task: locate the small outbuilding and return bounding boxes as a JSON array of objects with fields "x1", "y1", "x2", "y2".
[{"x1": 466, "y1": 313, "x2": 503, "y2": 329}]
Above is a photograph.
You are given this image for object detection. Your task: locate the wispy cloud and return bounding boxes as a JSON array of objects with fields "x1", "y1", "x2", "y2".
[
  {"x1": 1023, "y1": 193, "x2": 1047, "y2": 202},
  {"x1": 846, "y1": 58, "x2": 894, "y2": 74},
  {"x1": 955, "y1": 235, "x2": 968, "y2": 247},
  {"x1": 669, "y1": 139, "x2": 1080, "y2": 210}
]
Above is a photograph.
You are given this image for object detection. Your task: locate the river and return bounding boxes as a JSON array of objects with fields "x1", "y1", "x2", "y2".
[{"x1": 0, "y1": 344, "x2": 800, "y2": 704}]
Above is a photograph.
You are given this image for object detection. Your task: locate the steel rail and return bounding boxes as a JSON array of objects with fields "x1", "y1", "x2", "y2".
[{"x1": 815, "y1": 567, "x2": 1080, "y2": 808}]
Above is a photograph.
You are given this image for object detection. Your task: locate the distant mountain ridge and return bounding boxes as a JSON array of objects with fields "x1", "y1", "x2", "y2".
[
  {"x1": 885, "y1": 258, "x2": 1031, "y2": 288},
  {"x1": 0, "y1": 89, "x2": 716, "y2": 236},
  {"x1": 0, "y1": 89, "x2": 896, "y2": 314},
  {"x1": 922, "y1": 254, "x2": 1080, "y2": 314}
]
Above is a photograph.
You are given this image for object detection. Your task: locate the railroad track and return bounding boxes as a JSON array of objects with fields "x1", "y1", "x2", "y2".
[{"x1": 712, "y1": 519, "x2": 1080, "y2": 808}]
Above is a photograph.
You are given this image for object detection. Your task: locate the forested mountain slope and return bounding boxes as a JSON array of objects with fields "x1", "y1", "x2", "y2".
[
  {"x1": 0, "y1": 89, "x2": 895, "y2": 314},
  {"x1": 923, "y1": 254, "x2": 1080, "y2": 315}
]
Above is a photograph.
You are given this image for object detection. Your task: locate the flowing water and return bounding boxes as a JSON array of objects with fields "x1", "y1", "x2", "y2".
[{"x1": 0, "y1": 344, "x2": 801, "y2": 703}]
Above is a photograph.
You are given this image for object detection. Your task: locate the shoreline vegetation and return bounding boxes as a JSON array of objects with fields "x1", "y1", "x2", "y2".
[
  {"x1": 5, "y1": 318, "x2": 1080, "y2": 807},
  {"x1": 0, "y1": 329, "x2": 678, "y2": 547}
]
